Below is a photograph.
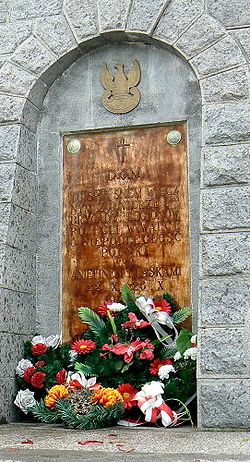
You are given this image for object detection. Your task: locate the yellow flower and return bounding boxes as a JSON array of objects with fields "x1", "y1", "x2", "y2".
[
  {"x1": 92, "y1": 387, "x2": 123, "y2": 408},
  {"x1": 44, "y1": 385, "x2": 69, "y2": 408}
]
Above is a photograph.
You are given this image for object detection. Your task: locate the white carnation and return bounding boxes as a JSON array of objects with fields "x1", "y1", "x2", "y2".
[
  {"x1": 14, "y1": 389, "x2": 37, "y2": 414},
  {"x1": 106, "y1": 302, "x2": 127, "y2": 312},
  {"x1": 31, "y1": 335, "x2": 46, "y2": 346},
  {"x1": 45, "y1": 335, "x2": 61, "y2": 348},
  {"x1": 16, "y1": 359, "x2": 33, "y2": 377},
  {"x1": 174, "y1": 351, "x2": 182, "y2": 362},
  {"x1": 158, "y1": 364, "x2": 176, "y2": 380},
  {"x1": 139, "y1": 381, "x2": 165, "y2": 398},
  {"x1": 183, "y1": 347, "x2": 197, "y2": 361}
]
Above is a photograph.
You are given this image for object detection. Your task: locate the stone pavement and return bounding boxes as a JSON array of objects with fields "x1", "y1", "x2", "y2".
[{"x1": 0, "y1": 424, "x2": 249, "y2": 462}]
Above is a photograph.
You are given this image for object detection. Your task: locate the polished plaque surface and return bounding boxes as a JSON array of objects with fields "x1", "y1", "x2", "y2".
[{"x1": 63, "y1": 124, "x2": 190, "y2": 341}]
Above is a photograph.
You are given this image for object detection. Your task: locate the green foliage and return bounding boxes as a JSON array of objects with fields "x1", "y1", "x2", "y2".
[
  {"x1": 31, "y1": 400, "x2": 60, "y2": 423},
  {"x1": 78, "y1": 307, "x2": 107, "y2": 339},
  {"x1": 121, "y1": 285, "x2": 136, "y2": 307},
  {"x1": 163, "y1": 293, "x2": 174, "y2": 304},
  {"x1": 56, "y1": 399, "x2": 124, "y2": 429},
  {"x1": 172, "y1": 307, "x2": 192, "y2": 325},
  {"x1": 176, "y1": 329, "x2": 192, "y2": 354}
]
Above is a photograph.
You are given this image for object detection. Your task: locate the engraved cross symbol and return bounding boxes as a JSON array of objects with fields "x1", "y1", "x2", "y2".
[{"x1": 116, "y1": 137, "x2": 132, "y2": 164}]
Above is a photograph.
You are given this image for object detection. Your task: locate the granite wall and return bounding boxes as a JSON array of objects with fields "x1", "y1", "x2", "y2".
[{"x1": 0, "y1": 0, "x2": 249, "y2": 427}]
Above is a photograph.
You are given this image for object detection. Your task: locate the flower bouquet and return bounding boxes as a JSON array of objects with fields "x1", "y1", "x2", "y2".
[{"x1": 14, "y1": 286, "x2": 197, "y2": 429}]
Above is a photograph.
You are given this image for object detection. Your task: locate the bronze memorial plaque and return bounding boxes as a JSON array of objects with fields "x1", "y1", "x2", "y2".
[{"x1": 63, "y1": 124, "x2": 190, "y2": 341}]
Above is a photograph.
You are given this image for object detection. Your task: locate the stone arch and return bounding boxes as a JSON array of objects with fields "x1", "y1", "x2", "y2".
[{"x1": 0, "y1": 1, "x2": 248, "y2": 427}]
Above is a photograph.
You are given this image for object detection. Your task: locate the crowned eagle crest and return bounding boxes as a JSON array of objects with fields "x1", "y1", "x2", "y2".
[{"x1": 100, "y1": 60, "x2": 141, "y2": 114}]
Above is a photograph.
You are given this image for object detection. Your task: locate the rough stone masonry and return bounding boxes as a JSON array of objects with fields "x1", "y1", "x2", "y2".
[{"x1": 0, "y1": 0, "x2": 249, "y2": 428}]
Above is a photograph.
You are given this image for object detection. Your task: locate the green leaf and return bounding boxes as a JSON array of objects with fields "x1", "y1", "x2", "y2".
[
  {"x1": 121, "y1": 285, "x2": 135, "y2": 306},
  {"x1": 121, "y1": 362, "x2": 133, "y2": 373},
  {"x1": 74, "y1": 362, "x2": 94, "y2": 376},
  {"x1": 78, "y1": 307, "x2": 106, "y2": 337},
  {"x1": 172, "y1": 307, "x2": 192, "y2": 325},
  {"x1": 163, "y1": 293, "x2": 174, "y2": 304},
  {"x1": 176, "y1": 329, "x2": 192, "y2": 354}
]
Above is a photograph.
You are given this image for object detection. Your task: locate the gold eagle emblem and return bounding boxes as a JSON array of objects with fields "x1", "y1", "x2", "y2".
[{"x1": 100, "y1": 60, "x2": 141, "y2": 114}]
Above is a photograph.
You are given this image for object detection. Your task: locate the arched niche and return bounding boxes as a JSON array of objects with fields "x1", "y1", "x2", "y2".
[{"x1": 36, "y1": 41, "x2": 201, "y2": 335}]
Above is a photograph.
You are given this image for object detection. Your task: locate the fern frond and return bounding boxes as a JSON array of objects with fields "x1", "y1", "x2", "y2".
[
  {"x1": 78, "y1": 307, "x2": 106, "y2": 336},
  {"x1": 121, "y1": 285, "x2": 135, "y2": 306},
  {"x1": 30, "y1": 400, "x2": 60, "y2": 423},
  {"x1": 172, "y1": 307, "x2": 192, "y2": 324}
]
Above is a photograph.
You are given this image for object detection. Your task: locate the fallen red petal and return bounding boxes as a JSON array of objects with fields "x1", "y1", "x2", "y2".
[{"x1": 78, "y1": 440, "x2": 103, "y2": 446}]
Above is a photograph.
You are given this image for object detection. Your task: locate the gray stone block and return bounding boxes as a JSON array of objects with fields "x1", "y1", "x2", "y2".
[
  {"x1": 203, "y1": 102, "x2": 250, "y2": 145},
  {"x1": 0, "y1": 163, "x2": 15, "y2": 202},
  {"x1": 0, "y1": 376, "x2": 18, "y2": 423},
  {"x1": 22, "y1": 99, "x2": 40, "y2": 134},
  {"x1": 0, "y1": 203, "x2": 10, "y2": 244},
  {"x1": 0, "y1": 0, "x2": 8, "y2": 22},
  {"x1": 0, "y1": 244, "x2": 36, "y2": 292},
  {"x1": 127, "y1": 0, "x2": 167, "y2": 33},
  {"x1": 154, "y1": 0, "x2": 204, "y2": 44},
  {"x1": 233, "y1": 28, "x2": 250, "y2": 62},
  {"x1": 11, "y1": 36, "x2": 57, "y2": 76},
  {"x1": 191, "y1": 35, "x2": 245, "y2": 77},
  {"x1": 18, "y1": 125, "x2": 37, "y2": 171},
  {"x1": 200, "y1": 277, "x2": 249, "y2": 326},
  {"x1": 10, "y1": 0, "x2": 63, "y2": 20},
  {"x1": 6, "y1": 204, "x2": 36, "y2": 252},
  {"x1": 0, "y1": 62, "x2": 37, "y2": 97},
  {"x1": 64, "y1": 0, "x2": 98, "y2": 42},
  {"x1": 176, "y1": 14, "x2": 225, "y2": 59},
  {"x1": 202, "y1": 145, "x2": 249, "y2": 186},
  {"x1": 0, "y1": 125, "x2": 36, "y2": 171},
  {"x1": 0, "y1": 94, "x2": 25, "y2": 125},
  {"x1": 12, "y1": 165, "x2": 37, "y2": 213},
  {"x1": 0, "y1": 288, "x2": 36, "y2": 335},
  {"x1": 202, "y1": 186, "x2": 250, "y2": 230},
  {"x1": 201, "y1": 233, "x2": 249, "y2": 276},
  {"x1": 0, "y1": 95, "x2": 39, "y2": 133},
  {"x1": 98, "y1": 0, "x2": 130, "y2": 32},
  {"x1": 34, "y1": 15, "x2": 77, "y2": 58},
  {"x1": 0, "y1": 22, "x2": 32, "y2": 54},
  {"x1": 207, "y1": 0, "x2": 250, "y2": 28},
  {"x1": 198, "y1": 379, "x2": 250, "y2": 428},
  {"x1": 198, "y1": 327, "x2": 247, "y2": 377},
  {"x1": 0, "y1": 333, "x2": 31, "y2": 379},
  {"x1": 201, "y1": 66, "x2": 249, "y2": 103}
]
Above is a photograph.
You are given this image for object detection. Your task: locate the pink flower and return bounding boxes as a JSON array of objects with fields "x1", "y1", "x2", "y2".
[
  {"x1": 140, "y1": 349, "x2": 154, "y2": 360},
  {"x1": 122, "y1": 313, "x2": 151, "y2": 330},
  {"x1": 102, "y1": 339, "x2": 154, "y2": 363}
]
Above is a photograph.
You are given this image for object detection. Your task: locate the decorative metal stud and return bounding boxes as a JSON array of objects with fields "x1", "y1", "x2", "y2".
[
  {"x1": 67, "y1": 138, "x2": 81, "y2": 154},
  {"x1": 166, "y1": 130, "x2": 182, "y2": 146}
]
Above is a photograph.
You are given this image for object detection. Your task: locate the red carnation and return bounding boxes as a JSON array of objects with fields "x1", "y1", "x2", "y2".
[
  {"x1": 34, "y1": 360, "x2": 46, "y2": 368},
  {"x1": 23, "y1": 366, "x2": 36, "y2": 383},
  {"x1": 72, "y1": 339, "x2": 96, "y2": 355},
  {"x1": 149, "y1": 359, "x2": 174, "y2": 376},
  {"x1": 56, "y1": 370, "x2": 67, "y2": 385},
  {"x1": 32, "y1": 343, "x2": 48, "y2": 356},
  {"x1": 31, "y1": 371, "x2": 46, "y2": 389},
  {"x1": 140, "y1": 349, "x2": 154, "y2": 360}
]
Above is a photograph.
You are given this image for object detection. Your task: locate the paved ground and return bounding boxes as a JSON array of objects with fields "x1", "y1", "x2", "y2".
[{"x1": 0, "y1": 424, "x2": 249, "y2": 462}]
